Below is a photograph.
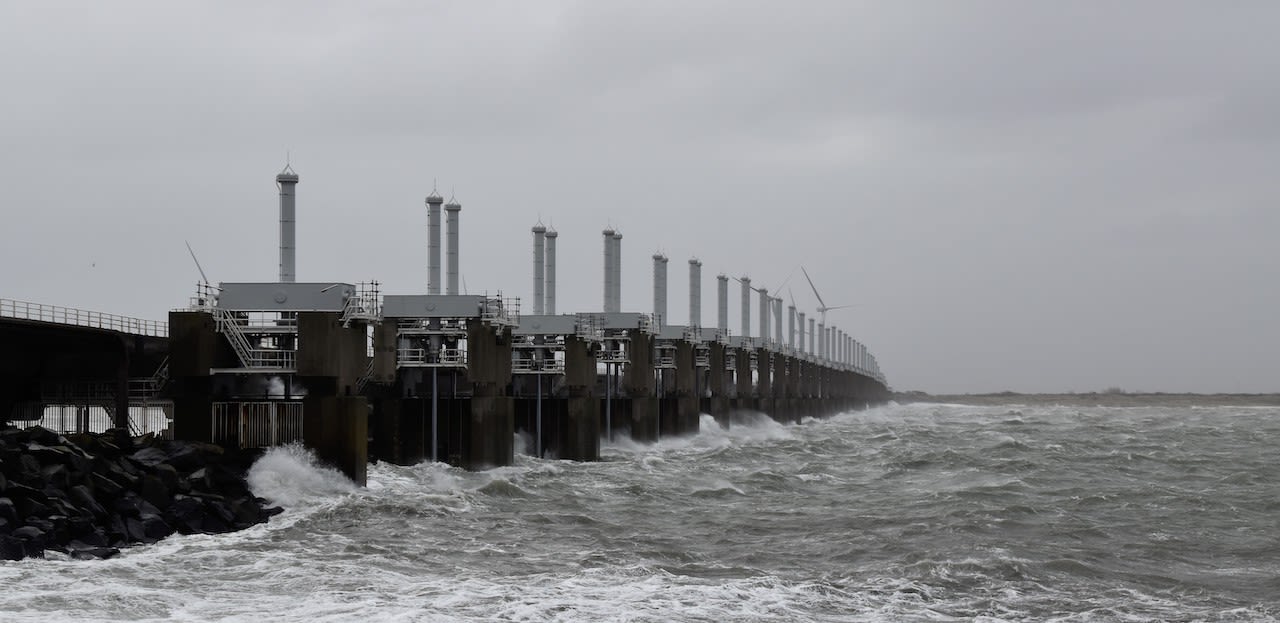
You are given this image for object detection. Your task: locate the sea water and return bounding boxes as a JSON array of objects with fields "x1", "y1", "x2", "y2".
[{"x1": 2, "y1": 402, "x2": 1277, "y2": 621}]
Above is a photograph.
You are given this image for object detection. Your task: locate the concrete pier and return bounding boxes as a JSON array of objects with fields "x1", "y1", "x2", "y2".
[
  {"x1": 612, "y1": 323, "x2": 658, "y2": 442},
  {"x1": 167, "y1": 283, "x2": 377, "y2": 485},
  {"x1": 369, "y1": 294, "x2": 518, "y2": 471}
]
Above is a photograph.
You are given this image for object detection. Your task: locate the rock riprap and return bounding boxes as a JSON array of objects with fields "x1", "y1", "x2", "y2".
[{"x1": 0, "y1": 426, "x2": 281, "y2": 561}]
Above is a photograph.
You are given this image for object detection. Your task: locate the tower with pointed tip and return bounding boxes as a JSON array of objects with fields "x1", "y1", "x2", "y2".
[
  {"x1": 602, "y1": 228, "x2": 615, "y2": 313},
  {"x1": 532, "y1": 222, "x2": 547, "y2": 315},
  {"x1": 276, "y1": 164, "x2": 299, "y2": 283},
  {"x1": 652, "y1": 252, "x2": 667, "y2": 325},
  {"x1": 426, "y1": 188, "x2": 444, "y2": 294},
  {"x1": 716, "y1": 274, "x2": 729, "y2": 333},
  {"x1": 445, "y1": 195, "x2": 461, "y2": 295},
  {"x1": 544, "y1": 227, "x2": 558, "y2": 314},
  {"x1": 688, "y1": 258, "x2": 702, "y2": 328},
  {"x1": 612, "y1": 231, "x2": 623, "y2": 312}
]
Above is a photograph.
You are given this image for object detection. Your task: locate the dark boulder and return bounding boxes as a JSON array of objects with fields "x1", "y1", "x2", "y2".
[
  {"x1": 140, "y1": 514, "x2": 173, "y2": 540},
  {"x1": 153, "y1": 463, "x2": 179, "y2": 490},
  {"x1": 41, "y1": 464, "x2": 70, "y2": 490},
  {"x1": 69, "y1": 485, "x2": 107, "y2": 519},
  {"x1": 165, "y1": 444, "x2": 219, "y2": 472},
  {"x1": 91, "y1": 472, "x2": 124, "y2": 499},
  {"x1": 11, "y1": 525, "x2": 45, "y2": 556},
  {"x1": 67, "y1": 540, "x2": 119, "y2": 560},
  {"x1": 101, "y1": 428, "x2": 135, "y2": 453},
  {"x1": 0, "y1": 535, "x2": 26, "y2": 561},
  {"x1": 124, "y1": 517, "x2": 151, "y2": 543},
  {"x1": 129, "y1": 447, "x2": 168, "y2": 467},
  {"x1": 139, "y1": 474, "x2": 171, "y2": 510},
  {"x1": 168, "y1": 495, "x2": 205, "y2": 534},
  {"x1": 18, "y1": 453, "x2": 42, "y2": 484},
  {"x1": 23, "y1": 426, "x2": 63, "y2": 446},
  {"x1": 0, "y1": 497, "x2": 16, "y2": 523}
]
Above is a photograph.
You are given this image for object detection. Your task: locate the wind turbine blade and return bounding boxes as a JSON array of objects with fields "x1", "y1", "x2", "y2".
[
  {"x1": 185, "y1": 240, "x2": 211, "y2": 285},
  {"x1": 801, "y1": 266, "x2": 826, "y2": 309},
  {"x1": 774, "y1": 266, "x2": 797, "y2": 294},
  {"x1": 826, "y1": 304, "x2": 857, "y2": 312}
]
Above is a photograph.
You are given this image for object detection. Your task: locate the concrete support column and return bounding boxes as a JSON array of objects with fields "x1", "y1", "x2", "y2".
[
  {"x1": 303, "y1": 396, "x2": 368, "y2": 486},
  {"x1": 562, "y1": 335, "x2": 599, "y2": 460},
  {"x1": 756, "y1": 347, "x2": 772, "y2": 415},
  {"x1": 673, "y1": 340, "x2": 698, "y2": 434},
  {"x1": 771, "y1": 350, "x2": 787, "y2": 422},
  {"x1": 462, "y1": 321, "x2": 514, "y2": 469},
  {"x1": 734, "y1": 348, "x2": 753, "y2": 413},
  {"x1": 620, "y1": 329, "x2": 657, "y2": 442},
  {"x1": 707, "y1": 342, "x2": 729, "y2": 427}
]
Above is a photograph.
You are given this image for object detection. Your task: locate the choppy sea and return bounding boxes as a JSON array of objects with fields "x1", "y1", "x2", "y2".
[{"x1": 3, "y1": 402, "x2": 1278, "y2": 622}]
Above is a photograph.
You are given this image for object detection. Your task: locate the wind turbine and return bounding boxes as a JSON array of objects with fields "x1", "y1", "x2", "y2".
[{"x1": 800, "y1": 266, "x2": 854, "y2": 325}]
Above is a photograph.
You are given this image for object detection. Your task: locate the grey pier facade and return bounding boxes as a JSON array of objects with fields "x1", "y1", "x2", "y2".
[{"x1": 143, "y1": 165, "x2": 888, "y2": 484}]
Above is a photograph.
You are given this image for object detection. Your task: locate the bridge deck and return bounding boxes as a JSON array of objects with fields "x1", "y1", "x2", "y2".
[{"x1": 1, "y1": 298, "x2": 167, "y2": 338}]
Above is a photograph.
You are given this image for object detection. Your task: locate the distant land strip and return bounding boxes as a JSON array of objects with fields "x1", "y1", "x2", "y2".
[{"x1": 893, "y1": 392, "x2": 1280, "y2": 407}]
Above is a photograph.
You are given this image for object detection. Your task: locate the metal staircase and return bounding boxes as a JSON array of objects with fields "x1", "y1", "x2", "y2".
[{"x1": 212, "y1": 308, "x2": 296, "y2": 371}]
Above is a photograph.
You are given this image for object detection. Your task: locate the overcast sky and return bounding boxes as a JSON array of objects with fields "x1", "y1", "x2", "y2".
[{"x1": 2, "y1": 1, "x2": 1276, "y2": 393}]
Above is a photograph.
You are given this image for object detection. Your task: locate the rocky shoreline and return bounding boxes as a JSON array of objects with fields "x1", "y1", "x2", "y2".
[{"x1": 1, "y1": 426, "x2": 281, "y2": 561}]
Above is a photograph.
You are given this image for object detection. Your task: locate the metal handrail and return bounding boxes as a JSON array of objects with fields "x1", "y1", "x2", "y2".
[
  {"x1": 512, "y1": 358, "x2": 565, "y2": 374},
  {"x1": 1, "y1": 298, "x2": 168, "y2": 337},
  {"x1": 481, "y1": 295, "x2": 520, "y2": 327},
  {"x1": 397, "y1": 347, "x2": 468, "y2": 367},
  {"x1": 212, "y1": 308, "x2": 295, "y2": 370}
]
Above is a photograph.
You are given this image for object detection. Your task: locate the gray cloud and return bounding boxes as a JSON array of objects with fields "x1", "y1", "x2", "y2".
[{"x1": 2, "y1": 0, "x2": 1276, "y2": 393}]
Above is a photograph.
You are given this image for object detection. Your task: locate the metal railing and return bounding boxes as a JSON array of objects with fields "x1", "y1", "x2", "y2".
[
  {"x1": 1, "y1": 298, "x2": 168, "y2": 337},
  {"x1": 575, "y1": 313, "x2": 603, "y2": 342},
  {"x1": 341, "y1": 281, "x2": 382, "y2": 327},
  {"x1": 638, "y1": 313, "x2": 657, "y2": 335},
  {"x1": 212, "y1": 401, "x2": 303, "y2": 449},
  {"x1": 694, "y1": 346, "x2": 711, "y2": 369},
  {"x1": 597, "y1": 349, "x2": 629, "y2": 364},
  {"x1": 397, "y1": 347, "x2": 467, "y2": 368},
  {"x1": 511, "y1": 358, "x2": 566, "y2": 374},
  {"x1": 481, "y1": 295, "x2": 520, "y2": 327},
  {"x1": 355, "y1": 357, "x2": 377, "y2": 393}
]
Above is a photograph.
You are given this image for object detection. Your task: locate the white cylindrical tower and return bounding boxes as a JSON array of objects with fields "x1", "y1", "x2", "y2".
[
  {"x1": 758, "y1": 288, "x2": 770, "y2": 345},
  {"x1": 740, "y1": 277, "x2": 751, "y2": 338},
  {"x1": 808, "y1": 318, "x2": 816, "y2": 355},
  {"x1": 426, "y1": 189, "x2": 443, "y2": 293},
  {"x1": 717, "y1": 274, "x2": 729, "y2": 333},
  {"x1": 612, "y1": 232, "x2": 623, "y2": 312},
  {"x1": 444, "y1": 196, "x2": 461, "y2": 295},
  {"x1": 545, "y1": 228, "x2": 558, "y2": 314},
  {"x1": 652, "y1": 253, "x2": 667, "y2": 326},
  {"x1": 774, "y1": 298, "x2": 783, "y2": 349},
  {"x1": 817, "y1": 322, "x2": 825, "y2": 360},
  {"x1": 688, "y1": 259, "x2": 702, "y2": 328},
  {"x1": 798, "y1": 312, "x2": 806, "y2": 354},
  {"x1": 602, "y1": 229, "x2": 615, "y2": 313},
  {"x1": 532, "y1": 223, "x2": 546, "y2": 315},
  {"x1": 788, "y1": 305, "x2": 796, "y2": 349},
  {"x1": 277, "y1": 165, "x2": 299, "y2": 283}
]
